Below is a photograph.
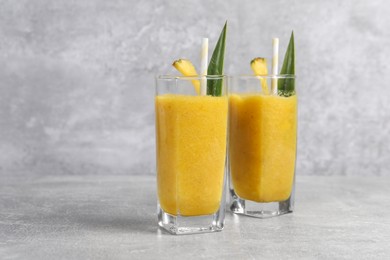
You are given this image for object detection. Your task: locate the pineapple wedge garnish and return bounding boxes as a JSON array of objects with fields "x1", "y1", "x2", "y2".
[
  {"x1": 172, "y1": 59, "x2": 200, "y2": 94},
  {"x1": 250, "y1": 57, "x2": 269, "y2": 95}
]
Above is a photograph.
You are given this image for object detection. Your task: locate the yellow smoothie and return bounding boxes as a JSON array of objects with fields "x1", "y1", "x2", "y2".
[
  {"x1": 155, "y1": 94, "x2": 228, "y2": 216},
  {"x1": 229, "y1": 94, "x2": 297, "y2": 202}
]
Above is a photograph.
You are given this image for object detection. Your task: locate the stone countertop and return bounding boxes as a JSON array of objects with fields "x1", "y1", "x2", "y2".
[{"x1": 1, "y1": 174, "x2": 389, "y2": 259}]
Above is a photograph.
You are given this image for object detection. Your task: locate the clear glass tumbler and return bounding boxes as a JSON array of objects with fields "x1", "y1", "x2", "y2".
[
  {"x1": 155, "y1": 75, "x2": 228, "y2": 234},
  {"x1": 228, "y1": 75, "x2": 297, "y2": 218}
]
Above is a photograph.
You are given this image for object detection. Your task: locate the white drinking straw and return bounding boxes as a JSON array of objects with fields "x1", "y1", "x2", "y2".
[
  {"x1": 200, "y1": 38, "x2": 208, "y2": 96},
  {"x1": 272, "y1": 38, "x2": 279, "y2": 95}
]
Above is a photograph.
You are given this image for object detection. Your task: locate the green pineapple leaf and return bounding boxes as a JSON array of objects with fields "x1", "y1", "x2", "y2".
[
  {"x1": 279, "y1": 31, "x2": 295, "y2": 97},
  {"x1": 207, "y1": 22, "x2": 227, "y2": 96}
]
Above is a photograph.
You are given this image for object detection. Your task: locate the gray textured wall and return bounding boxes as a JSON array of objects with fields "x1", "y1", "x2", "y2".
[{"x1": 0, "y1": 0, "x2": 389, "y2": 176}]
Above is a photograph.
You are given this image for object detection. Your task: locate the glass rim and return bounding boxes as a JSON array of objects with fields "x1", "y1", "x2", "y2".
[
  {"x1": 229, "y1": 74, "x2": 296, "y2": 79},
  {"x1": 156, "y1": 74, "x2": 227, "y2": 81}
]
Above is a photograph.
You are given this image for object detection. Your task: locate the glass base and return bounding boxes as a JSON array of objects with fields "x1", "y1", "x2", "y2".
[
  {"x1": 157, "y1": 205, "x2": 225, "y2": 235},
  {"x1": 229, "y1": 189, "x2": 294, "y2": 218}
]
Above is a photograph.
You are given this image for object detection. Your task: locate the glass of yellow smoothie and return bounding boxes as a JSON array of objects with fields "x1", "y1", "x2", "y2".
[
  {"x1": 155, "y1": 75, "x2": 228, "y2": 234},
  {"x1": 228, "y1": 74, "x2": 297, "y2": 218}
]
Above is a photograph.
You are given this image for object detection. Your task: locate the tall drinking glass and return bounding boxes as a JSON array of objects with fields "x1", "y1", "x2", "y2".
[
  {"x1": 155, "y1": 75, "x2": 228, "y2": 234},
  {"x1": 228, "y1": 75, "x2": 297, "y2": 218}
]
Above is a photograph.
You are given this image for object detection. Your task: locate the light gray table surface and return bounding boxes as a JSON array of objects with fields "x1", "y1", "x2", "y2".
[{"x1": 1, "y1": 173, "x2": 389, "y2": 259}]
